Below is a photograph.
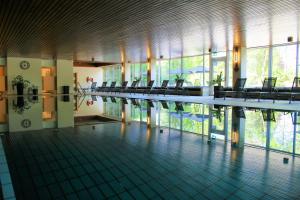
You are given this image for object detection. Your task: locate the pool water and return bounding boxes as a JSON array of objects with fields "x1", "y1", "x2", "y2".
[{"x1": 0, "y1": 95, "x2": 300, "y2": 199}]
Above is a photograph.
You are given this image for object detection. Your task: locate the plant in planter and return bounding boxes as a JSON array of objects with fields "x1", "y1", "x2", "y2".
[
  {"x1": 12, "y1": 97, "x2": 31, "y2": 114},
  {"x1": 12, "y1": 75, "x2": 30, "y2": 95},
  {"x1": 211, "y1": 106, "x2": 223, "y2": 122},
  {"x1": 175, "y1": 74, "x2": 183, "y2": 82},
  {"x1": 30, "y1": 85, "x2": 38, "y2": 95},
  {"x1": 209, "y1": 72, "x2": 224, "y2": 98},
  {"x1": 134, "y1": 76, "x2": 141, "y2": 86}
]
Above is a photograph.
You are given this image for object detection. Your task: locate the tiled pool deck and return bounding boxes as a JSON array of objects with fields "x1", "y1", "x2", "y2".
[{"x1": 2, "y1": 122, "x2": 300, "y2": 199}]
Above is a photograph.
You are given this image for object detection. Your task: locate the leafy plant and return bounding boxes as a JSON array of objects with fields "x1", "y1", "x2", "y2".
[
  {"x1": 209, "y1": 72, "x2": 223, "y2": 86},
  {"x1": 12, "y1": 75, "x2": 30, "y2": 90},
  {"x1": 12, "y1": 98, "x2": 31, "y2": 114},
  {"x1": 212, "y1": 107, "x2": 223, "y2": 122},
  {"x1": 31, "y1": 85, "x2": 38, "y2": 90},
  {"x1": 175, "y1": 74, "x2": 183, "y2": 82},
  {"x1": 134, "y1": 76, "x2": 141, "y2": 82}
]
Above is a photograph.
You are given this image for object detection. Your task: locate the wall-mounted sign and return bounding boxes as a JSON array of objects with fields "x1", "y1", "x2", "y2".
[
  {"x1": 21, "y1": 119, "x2": 31, "y2": 128},
  {"x1": 20, "y1": 61, "x2": 30, "y2": 70}
]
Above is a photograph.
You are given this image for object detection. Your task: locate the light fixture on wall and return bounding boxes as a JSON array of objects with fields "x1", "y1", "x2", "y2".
[
  {"x1": 287, "y1": 36, "x2": 293, "y2": 42},
  {"x1": 231, "y1": 127, "x2": 239, "y2": 147},
  {"x1": 86, "y1": 77, "x2": 93, "y2": 82},
  {"x1": 233, "y1": 46, "x2": 240, "y2": 72}
]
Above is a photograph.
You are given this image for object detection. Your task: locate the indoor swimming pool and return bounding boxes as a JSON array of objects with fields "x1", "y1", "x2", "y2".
[{"x1": 0, "y1": 95, "x2": 300, "y2": 199}]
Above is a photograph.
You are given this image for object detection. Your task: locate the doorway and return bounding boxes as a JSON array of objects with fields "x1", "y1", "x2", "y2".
[{"x1": 41, "y1": 67, "x2": 56, "y2": 93}]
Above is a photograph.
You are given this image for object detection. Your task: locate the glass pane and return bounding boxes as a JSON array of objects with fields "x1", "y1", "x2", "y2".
[
  {"x1": 161, "y1": 60, "x2": 169, "y2": 86},
  {"x1": 213, "y1": 59, "x2": 226, "y2": 86},
  {"x1": 246, "y1": 48, "x2": 269, "y2": 87},
  {"x1": 170, "y1": 58, "x2": 181, "y2": 86},
  {"x1": 182, "y1": 56, "x2": 203, "y2": 86},
  {"x1": 141, "y1": 63, "x2": 148, "y2": 86},
  {"x1": 272, "y1": 45, "x2": 296, "y2": 87},
  {"x1": 245, "y1": 110, "x2": 266, "y2": 147},
  {"x1": 269, "y1": 112, "x2": 294, "y2": 153},
  {"x1": 204, "y1": 55, "x2": 210, "y2": 86}
]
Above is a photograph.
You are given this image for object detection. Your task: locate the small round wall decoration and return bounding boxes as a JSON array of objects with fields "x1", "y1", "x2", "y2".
[
  {"x1": 20, "y1": 60, "x2": 30, "y2": 70},
  {"x1": 21, "y1": 119, "x2": 31, "y2": 128}
]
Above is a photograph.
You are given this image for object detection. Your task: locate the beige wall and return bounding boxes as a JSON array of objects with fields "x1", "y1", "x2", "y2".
[
  {"x1": 73, "y1": 67, "x2": 103, "y2": 89},
  {"x1": 57, "y1": 59, "x2": 73, "y2": 94},
  {"x1": 74, "y1": 97, "x2": 103, "y2": 116},
  {"x1": 8, "y1": 97, "x2": 43, "y2": 132},
  {"x1": 7, "y1": 57, "x2": 42, "y2": 94},
  {"x1": 57, "y1": 96, "x2": 74, "y2": 128}
]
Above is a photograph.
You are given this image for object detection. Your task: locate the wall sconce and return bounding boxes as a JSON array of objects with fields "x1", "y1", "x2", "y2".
[
  {"x1": 231, "y1": 128, "x2": 239, "y2": 146},
  {"x1": 233, "y1": 46, "x2": 239, "y2": 72},
  {"x1": 147, "y1": 116, "x2": 151, "y2": 127},
  {"x1": 86, "y1": 77, "x2": 94, "y2": 82}
]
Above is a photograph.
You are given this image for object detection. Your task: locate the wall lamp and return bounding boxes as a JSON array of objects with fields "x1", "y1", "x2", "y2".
[{"x1": 233, "y1": 46, "x2": 240, "y2": 72}]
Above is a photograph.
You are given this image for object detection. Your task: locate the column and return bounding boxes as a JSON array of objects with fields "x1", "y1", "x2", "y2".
[{"x1": 231, "y1": 107, "x2": 245, "y2": 148}]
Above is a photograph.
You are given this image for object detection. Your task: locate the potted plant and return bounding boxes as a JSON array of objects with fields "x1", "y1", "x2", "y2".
[
  {"x1": 134, "y1": 76, "x2": 141, "y2": 86},
  {"x1": 12, "y1": 75, "x2": 30, "y2": 95},
  {"x1": 12, "y1": 97, "x2": 31, "y2": 114},
  {"x1": 211, "y1": 105, "x2": 223, "y2": 122},
  {"x1": 31, "y1": 85, "x2": 38, "y2": 96},
  {"x1": 175, "y1": 74, "x2": 183, "y2": 82},
  {"x1": 209, "y1": 72, "x2": 224, "y2": 98}
]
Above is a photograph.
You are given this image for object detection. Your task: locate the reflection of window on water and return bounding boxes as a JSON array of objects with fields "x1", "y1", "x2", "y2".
[
  {"x1": 157, "y1": 103, "x2": 210, "y2": 135},
  {"x1": 270, "y1": 113, "x2": 294, "y2": 153},
  {"x1": 130, "y1": 100, "x2": 147, "y2": 122},
  {"x1": 103, "y1": 101, "x2": 122, "y2": 119}
]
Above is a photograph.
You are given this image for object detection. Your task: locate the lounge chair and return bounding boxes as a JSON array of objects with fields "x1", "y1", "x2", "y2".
[
  {"x1": 136, "y1": 80, "x2": 155, "y2": 94},
  {"x1": 273, "y1": 77, "x2": 300, "y2": 103},
  {"x1": 166, "y1": 79, "x2": 185, "y2": 95},
  {"x1": 97, "y1": 82, "x2": 107, "y2": 92},
  {"x1": 150, "y1": 80, "x2": 169, "y2": 95},
  {"x1": 125, "y1": 80, "x2": 140, "y2": 93},
  {"x1": 113, "y1": 81, "x2": 128, "y2": 93},
  {"x1": 105, "y1": 81, "x2": 116, "y2": 92},
  {"x1": 217, "y1": 78, "x2": 247, "y2": 100},
  {"x1": 160, "y1": 100, "x2": 169, "y2": 109},
  {"x1": 244, "y1": 77, "x2": 277, "y2": 101}
]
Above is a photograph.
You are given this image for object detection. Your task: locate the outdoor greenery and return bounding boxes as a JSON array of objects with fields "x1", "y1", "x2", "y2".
[
  {"x1": 103, "y1": 65, "x2": 122, "y2": 86},
  {"x1": 130, "y1": 63, "x2": 147, "y2": 86}
]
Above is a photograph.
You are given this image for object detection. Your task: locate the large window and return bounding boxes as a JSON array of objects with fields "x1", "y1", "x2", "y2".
[
  {"x1": 130, "y1": 63, "x2": 147, "y2": 86},
  {"x1": 169, "y1": 58, "x2": 181, "y2": 86},
  {"x1": 244, "y1": 110, "x2": 267, "y2": 147},
  {"x1": 272, "y1": 45, "x2": 297, "y2": 87},
  {"x1": 182, "y1": 56, "x2": 209, "y2": 86},
  {"x1": 246, "y1": 48, "x2": 269, "y2": 87},
  {"x1": 155, "y1": 54, "x2": 210, "y2": 87},
  {"x1": 269, "y1": 112, "x2": 294, "y2": 153},
  {"x1": 103, "y1": 65, "x2": 121, "y2": 86}
]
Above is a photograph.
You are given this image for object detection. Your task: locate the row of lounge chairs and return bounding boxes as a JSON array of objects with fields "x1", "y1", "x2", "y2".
[
  {"x1": 93, "y1": 79, "x2": 187, "y2": 95},
  {"x1": 216, "y1": 77, "x2": 300, "y2": 103}
]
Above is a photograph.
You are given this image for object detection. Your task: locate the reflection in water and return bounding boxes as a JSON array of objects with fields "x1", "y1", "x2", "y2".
[
  {"x1": 0, "y1": 95, "x2": 299, "y2": 155},
  {"x1": 0, "y1": 95, "x2": 74, "y2": 132},
  {"x1": 93, "y1": 96, "x2": 300, "y2": 156}
]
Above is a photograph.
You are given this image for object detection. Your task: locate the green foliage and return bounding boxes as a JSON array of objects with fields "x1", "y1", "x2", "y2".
[
  {"x1": 175, "y1": 74, "x2": 183, "y2": 82},
  {"x1": 12, "y1": 75, "x2": 31, "y2": 90},
  {"x1": 209, "y1": 72, "x2": 224, "y2": 86},
  {"x1": 134, "y1": 76, "x2": 141, "y2": 82}
]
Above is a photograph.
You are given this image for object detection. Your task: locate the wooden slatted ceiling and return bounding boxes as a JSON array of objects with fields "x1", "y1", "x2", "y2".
[{"x1": 0, "y1": 0, "x2": 299, "y2": 62}]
